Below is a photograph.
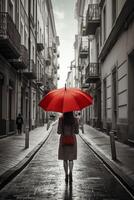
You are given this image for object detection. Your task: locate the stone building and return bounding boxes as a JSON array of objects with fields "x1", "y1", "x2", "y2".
[
  {"x1": 0, "y1": 0, "x2": 59, "y2": 136},
  {"x1": 75, "y1": 0, "x2": 134, "y2": 143},
  {"x1": 99, "y1": 0, "x2": 134, "y2": 143}
]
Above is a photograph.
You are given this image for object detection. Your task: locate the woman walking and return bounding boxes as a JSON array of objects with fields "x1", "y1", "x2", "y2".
[{"x1": 57, "y1": 112, "x2": 79, "y2": 183}]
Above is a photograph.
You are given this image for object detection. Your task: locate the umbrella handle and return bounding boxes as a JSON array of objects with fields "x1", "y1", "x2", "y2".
[{"x1": 65, "y1": 84, "x2": 66, "y2": 90}]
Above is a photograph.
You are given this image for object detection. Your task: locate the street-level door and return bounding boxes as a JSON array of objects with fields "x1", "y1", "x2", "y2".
[
  {"x1": 128, "y1": 54, "x2": 134, "y2": 141},
  {"x1": 103, "y1": 78, "x2": 107, "y2": 128},
  {"x1": 112, "y1": 68, "x2": 117, "y2": 130}
]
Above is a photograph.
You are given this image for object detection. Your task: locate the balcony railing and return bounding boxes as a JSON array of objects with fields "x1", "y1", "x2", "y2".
[
  {"x1": 9, "y1": 45, "x2": 29, "y2": 69},
  {"x1": 23, "y1": 59, "x2": 37, "y2": 79},
  {"x1": 85, "y1": 63, "x2": 100, "y2": 83},
  {"x1": 86, "y1": 4, "x2": 100, "y2": 35},
  {"x1": 0, "y1": 12, "x2": 21, "y2": 58}
]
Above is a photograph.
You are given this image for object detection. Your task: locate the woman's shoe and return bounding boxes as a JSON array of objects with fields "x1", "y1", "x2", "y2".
[{"x1": 65, "y1": 174, "x2": 68, "y2": 183}]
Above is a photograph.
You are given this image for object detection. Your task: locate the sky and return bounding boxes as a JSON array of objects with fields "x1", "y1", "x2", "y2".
[{"x1": 52, "y1": 0, "x2": 77, "y2": 88}]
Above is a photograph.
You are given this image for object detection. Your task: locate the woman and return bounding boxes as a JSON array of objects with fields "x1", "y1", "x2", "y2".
[{"x1": 57, "y1": 112, "x2": 79, "y2": 183}]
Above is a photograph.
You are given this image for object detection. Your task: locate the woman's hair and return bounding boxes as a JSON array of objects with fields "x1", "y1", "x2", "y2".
[{"x1": 63, "y1": 112, "x2": 75, "y2": 125}]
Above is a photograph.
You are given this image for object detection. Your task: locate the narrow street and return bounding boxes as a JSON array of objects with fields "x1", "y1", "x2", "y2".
[{"x1": 0, "y1": 124, "x2": 133, "y2": 200}]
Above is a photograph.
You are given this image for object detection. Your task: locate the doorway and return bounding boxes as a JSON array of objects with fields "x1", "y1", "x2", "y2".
[
  {"x1": 103, "y1": 78, "x2": 107, "y2": 128},
  {"x1": 112, "y1": 68, "x2": 117, "y2": 130}
]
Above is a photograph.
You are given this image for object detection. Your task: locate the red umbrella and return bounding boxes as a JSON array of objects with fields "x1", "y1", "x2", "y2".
[{"x1": 39, "y1": 87, "x2": 93, "y2": 113}]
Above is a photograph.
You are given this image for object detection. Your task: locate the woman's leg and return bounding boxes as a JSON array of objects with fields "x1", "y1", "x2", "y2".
[
  {"x1": 69, "y1": 160, "x2": 73, "y2": 182},
  {"x1": 63, "y1": 160, "x2": 68, "y2": 183}
]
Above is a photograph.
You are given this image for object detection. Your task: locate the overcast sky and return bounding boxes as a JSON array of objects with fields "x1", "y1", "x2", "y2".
[{"x1": 52, "y1": 0, "x2": 77, "y2": 88}]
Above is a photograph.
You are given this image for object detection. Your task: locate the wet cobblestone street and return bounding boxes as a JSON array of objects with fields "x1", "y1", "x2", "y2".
[{"x1": 0, "y1": 125, "x2": 133, "y2": 200}]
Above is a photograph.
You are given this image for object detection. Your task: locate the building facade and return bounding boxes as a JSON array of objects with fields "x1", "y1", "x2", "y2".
[
  {"x1": 0, "y1": 0, "x2": 59, "y2": 136},
  {"x1": 99, "y1": 0, "x2": 134, "y2": 143},
  {"x1": 75, "y1": 0, "x2": 134, "y2": 143}
]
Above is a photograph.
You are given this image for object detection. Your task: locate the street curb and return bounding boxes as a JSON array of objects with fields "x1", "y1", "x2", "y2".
[
  {"x1": 79, "y1": 133, "x2": 134, "y2": 197},
  {"x1": 0, "y1": 123, "x2": 55, "y2": 190}
]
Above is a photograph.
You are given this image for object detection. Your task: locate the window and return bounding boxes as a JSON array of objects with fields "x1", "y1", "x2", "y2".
[
  {"x1": 112, "y1": 67, "x2": 117, "y2": 129},
  {"x1": 112, "y1": 68, "x2": 117, "y2": 112},
  {"x1": 103, "y1": 78, "x2": 107, "y2": 120}
]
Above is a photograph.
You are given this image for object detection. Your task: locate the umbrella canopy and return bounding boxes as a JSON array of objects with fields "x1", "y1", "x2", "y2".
[{"x1": 39, "y1": 87, "x2": 93, "y2": 113}]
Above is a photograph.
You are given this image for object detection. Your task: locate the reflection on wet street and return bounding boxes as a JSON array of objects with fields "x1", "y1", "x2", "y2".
[{"x1": 0, "y1": 124, "x2": 133, "y2": 199}]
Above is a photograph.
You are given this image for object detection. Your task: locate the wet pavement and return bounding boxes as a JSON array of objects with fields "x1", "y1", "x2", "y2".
[{"x1": 0, "y1": 124, "x2": 133, "y2": 200}]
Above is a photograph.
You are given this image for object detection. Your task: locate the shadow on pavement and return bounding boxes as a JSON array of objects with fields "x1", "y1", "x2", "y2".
[{"x1": 63, "y1": 183, "x2": 73, "y2": 200}]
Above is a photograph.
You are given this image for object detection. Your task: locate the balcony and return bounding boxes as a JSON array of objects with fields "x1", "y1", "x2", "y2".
[
  {"x1": 0, "y1": 12, "x2": 21, "y2": 59},
  {"x1": 9, "y1": 45, "x2": 29, "y2": 69},
  {"x1": 79, "y1": 38, "x2": 88, "y2": 59},
  {"x1": 37, "y1": 42, "x2": 44, "y2": 52},
  {"x1": 86, "y1": 4, "x2": 100, "y2": 35},
  {"x1": 85, "y1": 63, "x2": 100, "y2": 83},
  {"x1": 23, "y1": 59, "x2": 37, "y2": 79}
]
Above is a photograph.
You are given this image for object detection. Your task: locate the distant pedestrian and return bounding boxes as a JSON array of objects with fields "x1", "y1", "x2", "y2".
[
  {"x1": 57, "y1": 112, "x2": 79, "y2": 184},
  {"x1": 77, "y1": 112, "x2": 84, "y2": 133},
  {"x1": 16, "y1": 113, "x2": 23, "y2": 135}
]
